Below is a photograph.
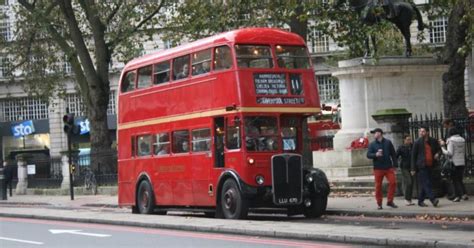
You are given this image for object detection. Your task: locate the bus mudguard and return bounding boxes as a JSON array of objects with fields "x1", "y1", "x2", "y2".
[
  {"x1": 304, "y1": 168, "x2": 330, "y2": 197},
  {"x1": 135, "y1": 172, "x2": 153, "y2": 195},
  {"x1": 217, "y1": 170, "x2": 257, "y2": 198}
]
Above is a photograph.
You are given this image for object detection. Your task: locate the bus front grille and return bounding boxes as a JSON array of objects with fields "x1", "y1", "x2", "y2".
[{"x1": 271, "y1": 154, "x2": 303, "y2": 206}]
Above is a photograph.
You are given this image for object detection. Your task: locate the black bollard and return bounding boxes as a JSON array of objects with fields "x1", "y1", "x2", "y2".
[{"x1": 0, "y1": 167, "x2": 7, "y2": 200}]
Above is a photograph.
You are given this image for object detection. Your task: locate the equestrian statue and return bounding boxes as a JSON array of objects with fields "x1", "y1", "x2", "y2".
[{"x1": 335, "y1": 0, "x2": 425, "y2": 57}]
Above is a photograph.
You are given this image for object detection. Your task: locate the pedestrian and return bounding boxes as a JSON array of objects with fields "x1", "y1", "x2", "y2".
[
  {"x1": 396, "y1": 134, "x2": 415, "y2": 206},
  {"x1": 442, "y1": 118, "x2": 455, "y2": 141},
  {"x1": 439, "y1": 128, "x2": 469, "y2": 202},
  {"x1": 367, "y1": 128, "x2": 398, "y2": 210},
  {"x1": 3, "y1": 160, "x2": 13, "y2": 197},
  {"x1": 411, "y1": 126, "x2": 440, "y2": 207}
]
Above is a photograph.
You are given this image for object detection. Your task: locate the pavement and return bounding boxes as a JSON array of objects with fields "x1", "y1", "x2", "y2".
[{"x1": 0, "y1": 192, "x2": 473, "y2": 247}]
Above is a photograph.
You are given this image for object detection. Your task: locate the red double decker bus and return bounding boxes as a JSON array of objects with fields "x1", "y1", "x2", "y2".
[{"x1": 117, "y1": 28, "x2": 330, "y2": 219}]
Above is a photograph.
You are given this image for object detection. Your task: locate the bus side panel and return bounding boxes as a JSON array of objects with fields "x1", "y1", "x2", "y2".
[
  {"x1": 153, "y1": 158, "x2": 174, "y2": 205},
  {"x1": 192, "y1": 153, "x2": 213, "y2": 206},
  {"x1": 118, "y1": 160, "x2": 135, "y2": 206},
  {"x1": 170, "y1": 155, "x2": 194, "y2": 206},
  {"x1": 117, "y1": 129, "x2": 135, "y2": 206}
]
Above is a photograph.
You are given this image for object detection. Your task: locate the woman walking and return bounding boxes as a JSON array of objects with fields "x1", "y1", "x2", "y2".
[{"x1": 439, "y1": 128, "x2": 469, "y2": 202}]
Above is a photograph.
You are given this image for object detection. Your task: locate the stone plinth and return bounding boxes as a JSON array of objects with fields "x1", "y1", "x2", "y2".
[
  {"x1": 314, "y1": 57, "x2": 446, "y2": 178},
  {"x1": 313, "y1": 149, "x2": 372, "y2": 178},
  {"x1": 15, "y1": 154, "x2": 30, "y2": 195},
  {"x1": 372, "y1": 108, "x2": 412, "y2": 149},
  {"x1": 333, "y1": 57, "x2": 446, "y2": 148}
]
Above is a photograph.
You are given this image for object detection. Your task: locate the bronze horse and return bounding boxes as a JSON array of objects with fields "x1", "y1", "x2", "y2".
[{"x1": 336, "y1": 0, "x2": 425, "y2": 57}]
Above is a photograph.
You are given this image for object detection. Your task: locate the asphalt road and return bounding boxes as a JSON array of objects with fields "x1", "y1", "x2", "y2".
[{"x1": 0, "y1": 217, "x2": 353, "y2": 248}]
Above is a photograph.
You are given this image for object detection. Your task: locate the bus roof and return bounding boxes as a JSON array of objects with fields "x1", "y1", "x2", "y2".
[{"x1": 124, "y1": 28, "x2": 306, "y2": 70}]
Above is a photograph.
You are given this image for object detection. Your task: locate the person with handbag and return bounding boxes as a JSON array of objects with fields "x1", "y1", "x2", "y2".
[{"x1": 439, "y1": 128, "x2": 469, "y2": 202}]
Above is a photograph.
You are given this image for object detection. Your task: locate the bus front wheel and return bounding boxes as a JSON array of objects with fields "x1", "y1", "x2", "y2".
[
  {"x1": 220, "y1": 179, "x2": 248, "y2": 219},
  {"x1": 137, "y1": 180, "x2": 155, "y2": 214}
]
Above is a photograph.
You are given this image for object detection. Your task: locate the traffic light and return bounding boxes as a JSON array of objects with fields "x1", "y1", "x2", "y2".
[{"x1": 63, "y1": 113, "x2": 76, "y2": 134}]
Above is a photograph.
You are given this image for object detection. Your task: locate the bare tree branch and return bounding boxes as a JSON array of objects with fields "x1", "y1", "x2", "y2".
[{"x1": 108, "y1": 0, "x2": 164, "y2": 50}]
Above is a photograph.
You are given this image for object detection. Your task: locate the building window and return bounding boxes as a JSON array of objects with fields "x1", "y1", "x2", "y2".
[
  {"x1": 0, "y1": 56, "x2": 11, "y2": 78},
  {"x1": 317, "y1": 75, "x2": 339, "y2": 103},
  {"x1": 107, "y1": 91, "x2": 116, "y2": 115},
  {"x1": 429, "y1": 16, "x2": 448, "y2": 44},
  {"x1": 61, "y1": 56, "x2": 72, "y2": 74},
  {"x1": 0, "y1": 97, "x2": 49, "y2": 122},
  {"x1": 66, "y1": 91, "x2": 116, "y2": 116},
  {"x1": 309, "y1": 29, "x2": 329, "y2": 53},
  {"x1": 66, "y1": 94, "x2": 86, "y2": 117},
  {"x1": 0, "y1": 18, "x2": 12, "y2": 42}
]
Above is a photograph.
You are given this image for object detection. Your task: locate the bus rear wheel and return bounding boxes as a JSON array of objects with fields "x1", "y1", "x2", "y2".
[
  {"x1": 303, "y1": 196, "x2": 327, "y2": 218},
  {"x1": 220, "y1": 179, "x2": 248, "y2": 219},
  {"x1": 137, "y1": 180, "x2": 155, "y2": 214}
]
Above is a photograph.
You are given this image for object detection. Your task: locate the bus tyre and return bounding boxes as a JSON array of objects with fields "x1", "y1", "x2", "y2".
[
  {"x1": 221, "y1": 179, "x2": 248, "y2": 219},
  {"x1": 303, "y1": 196, "x2": 327, "y2": 218},
  {"x1": 137, "y1": 180, "x2": 155, "y2": 214}
]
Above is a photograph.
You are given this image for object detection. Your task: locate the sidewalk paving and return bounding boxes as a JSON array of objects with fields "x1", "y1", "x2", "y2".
[
  {"x1": 1, "y1": 194, "x2": 473, "y2": 219},
  {"x1": 1, "y1": 194, "x2": 473, "y2": 247}
]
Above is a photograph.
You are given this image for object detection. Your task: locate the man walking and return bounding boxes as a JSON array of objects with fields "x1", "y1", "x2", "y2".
[
  {"x1": 411, "y1": 126, "x2": 440, "y2": 207},
  {"x1": 367, "y1": 128, "x2": 398, "y2": 209},
  {"x1": 3, "y1": 160, "x2": 13, "y2": 197}
]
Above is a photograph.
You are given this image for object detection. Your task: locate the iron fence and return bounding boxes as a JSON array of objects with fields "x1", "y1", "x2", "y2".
[
  {"x1": 408, "y1": 113, "x2": 474, "y2": 176},
  {"x1": 6, "y1": 150, "x2": 118, "y2": 189},
  {"x1": 73, "y1": 150, "x2": 118, "y2": 186}
]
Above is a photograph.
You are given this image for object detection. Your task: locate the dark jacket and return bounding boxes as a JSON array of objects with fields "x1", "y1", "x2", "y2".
[
  {"x1": 396, "y1": 144, "x2": 412, "y2": 170},
  {"x1": 367, "y1": 138, "x2": 396, "y2": 169},
  {"x1": 411, "y1": 136, "x2": 441, "y2": 171},
  {"x1": 3, "y1": 165, "x2": 14, "y2": 182}
]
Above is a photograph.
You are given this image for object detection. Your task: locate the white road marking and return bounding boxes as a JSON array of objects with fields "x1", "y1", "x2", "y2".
[
  {"x1": 49, "y1": 229, "x2": 111, "y2": 237},
  {"x1": 0, "y1": 237, "x2": 44, "y2": 245}
]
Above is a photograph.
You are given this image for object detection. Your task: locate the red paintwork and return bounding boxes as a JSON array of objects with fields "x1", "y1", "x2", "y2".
[{"x1": 117, "y1": 28, "x2": 321, "y2": 208}]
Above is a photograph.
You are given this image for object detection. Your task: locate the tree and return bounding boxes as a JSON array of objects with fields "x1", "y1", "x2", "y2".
[
  {"x1": 8, "y1": 0, "x2": 166, "y2": 172},
  {"x1": 160, "y1": 0, "x2": 320, "y2": 45},
  {"x1": 439, "y1": 0, "x2": 473, "y2": 118}
]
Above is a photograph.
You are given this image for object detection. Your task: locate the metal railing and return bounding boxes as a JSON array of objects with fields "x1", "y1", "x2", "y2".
[{"x1": 408, "y1": 113, "x2": 473, "y2": 176}]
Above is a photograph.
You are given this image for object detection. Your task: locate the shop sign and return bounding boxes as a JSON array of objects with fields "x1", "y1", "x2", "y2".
[
  {"x1": 11, "y1": 120, "x2": 36, "y2": 137},
  {"x1": 76, "y1": 118, "x2": 90, "y2": 135}
]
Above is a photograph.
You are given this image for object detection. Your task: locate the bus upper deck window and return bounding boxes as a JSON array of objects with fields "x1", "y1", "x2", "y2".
[
  {"x1": 154, "y1": 61, "x2": 170, "y2": 85},
  {"x1": 214, "y1": 46, "x2": 232, "y2": 71},
  {"x1": 121, "y1": 71, "x2": 136, "y2": 93},
  {"x1": 235, "y1": 45, "x2": 273, "y2": 69},
  {"x1": 192, "y1": 49, "x2": 212, "y2": 76},
  {"x1": 137, "y1": 66, "x2": 152, "y2": 89},
  {"x1": 275, "y1": 45, "x2": 310, "y2": 69},
  {"x1": 173, "y1": 55, "x2": 190, "y2": 80}
]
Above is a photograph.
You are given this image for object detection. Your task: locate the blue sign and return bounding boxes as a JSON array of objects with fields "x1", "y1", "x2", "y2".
[
  {"x1": 11, "y1": 120, "x2": 36, "y2": 137},
  {"x1": 76, "y1": 118, "x2": 90, "y2": 135}
]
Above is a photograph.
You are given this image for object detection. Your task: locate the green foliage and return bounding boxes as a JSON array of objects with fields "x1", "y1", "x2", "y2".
[{"x1": 5, "y1": 0, "x2": 165, "y2": 101}]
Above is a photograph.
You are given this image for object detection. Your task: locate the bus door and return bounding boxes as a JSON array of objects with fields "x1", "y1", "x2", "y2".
[
  {"x1": 224, "y1": 115, "x2": 242, "y2": 169},
  {"x1": 191, "y1": 127, "x2": 213, "y2": 206}
]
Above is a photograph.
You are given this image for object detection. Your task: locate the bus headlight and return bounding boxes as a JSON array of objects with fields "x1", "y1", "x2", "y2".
[
  {"x1": 305, "y1": 174, "x2": 314, "y2": 183},
  {"x1": 247, "y1": 157, "x2": 255, "y2": 165},
  {"x1": 255, "y1": 175, "x2": 265, "y2": 185}
]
